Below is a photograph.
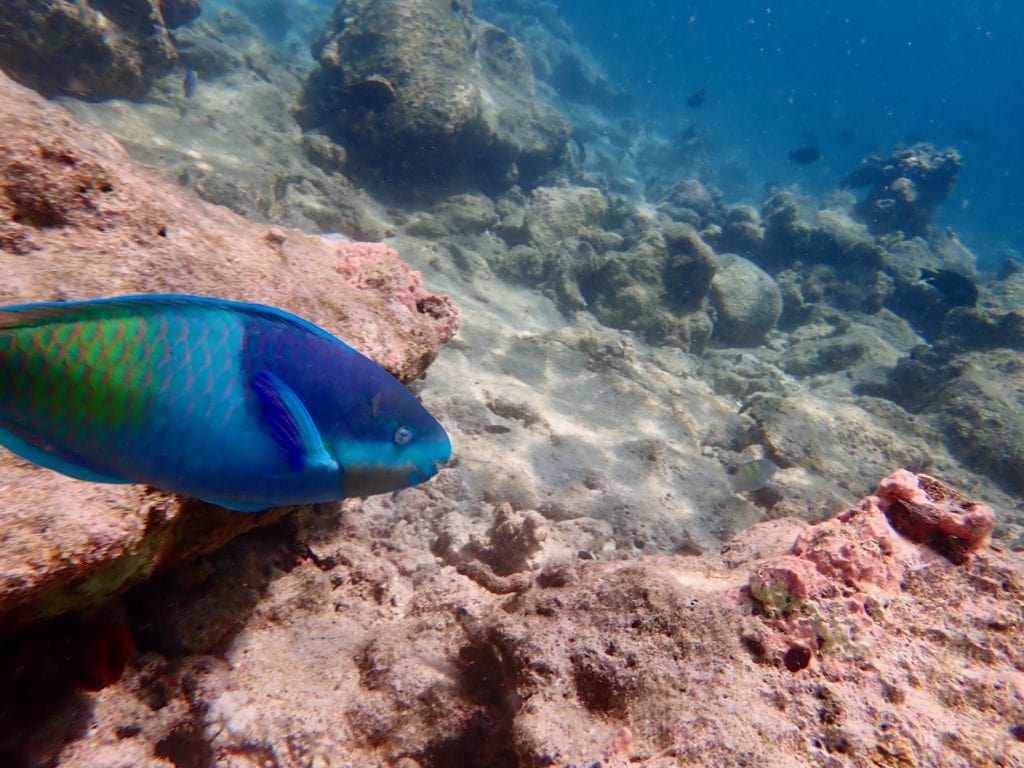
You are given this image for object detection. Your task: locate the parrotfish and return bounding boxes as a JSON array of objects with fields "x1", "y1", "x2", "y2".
[{"x1": 0, "y1": 295, "x2": 451, "y2": 511}]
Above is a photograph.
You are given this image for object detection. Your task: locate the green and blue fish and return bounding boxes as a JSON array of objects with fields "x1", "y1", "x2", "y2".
[{"x1": 0, "y1": 294, "x2": 451, "y2": 511}]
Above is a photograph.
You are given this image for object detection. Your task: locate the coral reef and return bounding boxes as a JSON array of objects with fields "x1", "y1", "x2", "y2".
[
  {"x1": 0, "y1": 1, "x2": 1023, "y2": 764},
  {"x1": 298, "y1": 0, "x2": 570, "y2": 193},
  {"x1": 0, "y1": 0, "x2": 198, "y2": 100}
]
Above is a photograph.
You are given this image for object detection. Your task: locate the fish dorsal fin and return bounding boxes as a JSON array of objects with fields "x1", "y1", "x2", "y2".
[
  {"x1": 0, "y1": 296, "x2": 208, "y2": 330},
  {"x1": 250, "y1": 370, "x2": 338, "y2": 473},
  {"x1": 0, "y1": 295, "x2": 357, "y2": 352}
]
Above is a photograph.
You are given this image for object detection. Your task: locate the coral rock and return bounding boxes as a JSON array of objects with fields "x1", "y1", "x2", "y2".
[
  {"x1": 844, "y1": 143, "x2": 962, "y2": 236},
  {"x1": 299, "y1": 0, "x2": 570, "y2": 192},
  {"x1": 0, "y1": 0, "x2": 192, "y2": 100},
  {"x1": 876, "y1": 468, "x2": 995, "y2": 562},
  {"x1": 749, "y1": 470, "x2": 998, "y2": 666}
]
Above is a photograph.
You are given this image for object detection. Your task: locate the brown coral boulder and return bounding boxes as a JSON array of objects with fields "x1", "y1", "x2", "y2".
[
  {"x1": 298, "y1": 0, "x2": 570, "y2": 193},
  {"x1": 0, "y1": 0, "x2": 197, "y2": 100}
]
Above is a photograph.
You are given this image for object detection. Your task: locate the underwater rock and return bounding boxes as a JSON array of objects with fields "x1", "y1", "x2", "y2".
[
  {"x1": 759, "y1": 191, "x2": 897, "y2": 317},
  {"x1": 298, "y1": 0, "x2": 570, "y2": 193},
  {"x1": 0, "y1": 0, "x2": 195, "y2": 100},
  {"x1": 300, "y1": 131, "x2": 348, "y2": 174},
  {"x1": 475, "y1": 0, "x2": 630, "y2": 111},
  {"x1": 524, "y1": 185, "x2": 608, "y2": 246},
  {"x1": 430, "y1": 193, "x2": 501, "y2": 235},
  {"x1": 876, "y1": 235, "x2": 980, "y2": 341},
  {"x1": 844, "y1": 143, "x2": 962, "y2": 236},
  {"x1": 9, "y1": 470, "x2": 1022, "y2": 766},
  {"x1": 713, "y1": 203, "x2": 764, "y2": 257},
  {"x1": 940, "y1": 306, "x2": 1024, "y2": 352},
  {"x1": 0, "y1": 71, "x2": 458, "y2": 623},
  {"x1": 160, "y1": 0, "x2": 203, "y2": 28},
  {"x1": 657, "y1": 178, "x2": 720, "y2": 228},
  {"x1": 743, "y1": 392, "x2": 932, "y2": 502},
  {"x1": 876, "y1": 469, "x2": 994, "y2": 562},
  {"x1": 170, "y1": 15, "x2": 254, "y2": 79},
  {"x1": 930, "y1": 349, "x2": 1024, "y2": 498},
  {"x1": 750, "y1": 470, "x2": 997, "y2": 663},
  {"x1": 577, "y1": 221, "x2": 717, "y2": 352},
  {"x1": 887, "y1": 268, "x2": 978, "y2": 341},
  {"x1": 709, "y1": 254, "x2": 782, "y2": 347},
  {"x1": 761, "y1": 191, "x2": 886, "y2": 272}
]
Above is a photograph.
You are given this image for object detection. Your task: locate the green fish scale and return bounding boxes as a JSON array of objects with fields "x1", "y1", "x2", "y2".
[
  {"x1": 0, "y1": 309, "x2": 244, "y2": 460},
  {"x1": 1, "y1": 316, "x2": 154, "y2": 447}
]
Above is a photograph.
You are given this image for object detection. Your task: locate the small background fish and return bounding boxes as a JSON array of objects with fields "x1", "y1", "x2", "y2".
[
  {"x1": 787, "y1": 145, "x2": 821, "y2": 164},
  {"x1": 731, "y1": 458, "x2": 780, "y2": 493},
  {"x1": 183, "y1": 68, "x2": 198, "y2": 99}
]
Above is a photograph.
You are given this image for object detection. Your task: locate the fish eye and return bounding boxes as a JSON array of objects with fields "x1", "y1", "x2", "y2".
[{"x1": 393, "y1": 425, "x2": 414, "y2": 445}]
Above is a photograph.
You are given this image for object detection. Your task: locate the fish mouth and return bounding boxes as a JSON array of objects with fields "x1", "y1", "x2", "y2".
[{"x1": 412, "y1": 456, "x2": 451, "y2": 484}]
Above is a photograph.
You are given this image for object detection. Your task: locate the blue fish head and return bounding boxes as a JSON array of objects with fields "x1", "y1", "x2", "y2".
[{"x1": 327, "y1": 374, "x2": 451, "y2": 498}]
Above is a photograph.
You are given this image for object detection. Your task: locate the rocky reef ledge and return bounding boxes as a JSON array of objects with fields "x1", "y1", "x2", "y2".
[
  {"x1": 0, "y1": 70, "x2": 458, "y2": 626},
  {"x1": 3, "y1": 468, "x2": 1021, "y2": 765}
]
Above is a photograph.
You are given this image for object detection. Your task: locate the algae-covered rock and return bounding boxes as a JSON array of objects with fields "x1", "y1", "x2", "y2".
[
  {"x1": 299, "y1": 0, "x2": 570, "y2": 192},
  {"x1": 0, "y1": 0, "x2": 194, "y2": 100},
  {"x1": 580, "y1": 222, "x2": 716, "y2": 351},
  {"x1": 709, "y1": 254, "x2": 782, "y2": 347},
  {"x1": 844, "y1": 143, "x2": 962, "y2": 236}
]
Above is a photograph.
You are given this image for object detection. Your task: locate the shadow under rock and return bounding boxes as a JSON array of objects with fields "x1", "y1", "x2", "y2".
[
  {"x1": 125, "y1": 512, "x2": 320, "y2": 657},
  {"x1": 0, "y1": 614, "x2": 104, "y2": 765}
]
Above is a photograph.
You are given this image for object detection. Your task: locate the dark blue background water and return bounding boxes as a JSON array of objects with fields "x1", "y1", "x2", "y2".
[{"x1": 558, "y1": 0, "x2": 1023, "y2": 270}]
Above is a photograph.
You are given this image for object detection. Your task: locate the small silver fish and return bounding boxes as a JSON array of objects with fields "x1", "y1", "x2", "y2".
[
  {"x1": 731, "y1": 458, "x2": 780, "y2": 493},
  {"x1": 183, "y1": 69, "x2": 199, "y2": 100}
]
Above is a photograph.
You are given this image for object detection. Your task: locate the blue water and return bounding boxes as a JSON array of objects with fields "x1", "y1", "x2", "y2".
[{"x1": 559, "y1": 0, "x2": 1024, "y2": 270}]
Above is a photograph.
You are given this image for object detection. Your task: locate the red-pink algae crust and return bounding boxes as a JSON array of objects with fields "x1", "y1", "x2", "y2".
[
  {"x1": 747, "y1": 470, "x2": 999, "y2": 667},
  {"x1": 876, "y1": 468, "x2": 995, "y2": 554}
]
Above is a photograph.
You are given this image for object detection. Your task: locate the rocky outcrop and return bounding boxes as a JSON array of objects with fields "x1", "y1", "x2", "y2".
[
  {"x1": 298, "y1": 0, "x2": 570, "y2": 193},
  {"x1": 710, "y1": 254, "x2": 782, "y2": 346},
  {"x1": 0, "y1": 71, "x2": 458, "y2": 624},
  {"x1": 0, "y1": 0, "x2": 200, "y2": 100},
  {"x1": 476, "y1": 0, "x2": 630, "y2": 111},
  {"x1": 844, "y1": 143, "x2": 962, "y2": 236},
  {"x1": 5, "y1": 470, "x2": 1020, "y2": 767}
]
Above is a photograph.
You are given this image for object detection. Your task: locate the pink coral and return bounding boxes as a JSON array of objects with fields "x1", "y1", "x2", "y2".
[
  {"x1": 875, "y1": 469, "x2": 995, "y2": 562},
  {"x1": 748, "y1": 470, "x2": 997, "y2": 666}
]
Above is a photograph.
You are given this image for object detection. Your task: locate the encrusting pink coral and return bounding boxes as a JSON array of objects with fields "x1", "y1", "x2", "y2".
[
  {"x1": 748, "y1": 469, "x2": 997, "y2": 667},
  {"x1": 875, "y1": 468, "x2": 995, "y2": 562}
]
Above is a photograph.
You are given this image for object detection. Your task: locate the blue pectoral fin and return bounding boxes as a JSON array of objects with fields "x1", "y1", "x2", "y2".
[
  {"x1": 0, "y1": 427, "x2": 130, "y2": 485},
  {"x1": 250, "y1": 370, "x2": 338, "y2": 473}
]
